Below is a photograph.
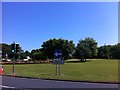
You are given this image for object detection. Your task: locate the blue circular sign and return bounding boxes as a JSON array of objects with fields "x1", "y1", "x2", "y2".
[{"x1": 54, "y1": 50, "x2": 62, "y2": 58}]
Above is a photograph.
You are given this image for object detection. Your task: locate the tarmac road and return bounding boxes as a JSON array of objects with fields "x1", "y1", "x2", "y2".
[{"x1": 1, "y1": 76, "x2": 119, "y2": 89}]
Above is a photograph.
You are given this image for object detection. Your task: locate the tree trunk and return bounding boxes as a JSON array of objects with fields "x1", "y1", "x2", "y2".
[
  {"x1": 84, "y1": 58, "x2": 86, "y2": 62},
  {"x1": 80, "y1": 57, "x2": 86, "y2": 62},
  {"x1": 34, "y1": 60, "x2": 35, "y2": 63},
  {"x1": 80, "y1": 56, "x2": 84, "y2": 62}
]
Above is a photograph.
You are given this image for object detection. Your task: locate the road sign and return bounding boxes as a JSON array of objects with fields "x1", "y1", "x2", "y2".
[
  {"x1": 52, "y1": 59, "x2": 64, "y2": 64},
  {"x1": 54, "y1": 50, "x2": 62, "y2": 58},
  {"x1": 53, "y1": 50, "x2": 63, "y2": 76}
]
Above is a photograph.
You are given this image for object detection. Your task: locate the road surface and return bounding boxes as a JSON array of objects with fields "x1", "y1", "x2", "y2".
[{"x1": 0, "y1": 76, "x2": 119, "y2": 89}]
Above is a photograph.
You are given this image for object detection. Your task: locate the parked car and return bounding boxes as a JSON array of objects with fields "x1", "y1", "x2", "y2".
[{"x1": 2, "y1": 59, "x2": 11, "y2": 62}]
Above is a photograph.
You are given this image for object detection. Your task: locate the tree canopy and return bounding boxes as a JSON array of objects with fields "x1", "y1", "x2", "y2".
[
  {"x1": 110, "y1": 43, "x2": 120, "y2": 59},
  {"x1": 41, "y1": 38, "x2": 75, "y2": 60},
  {"x1": 97, "y1": 45, "x2": 112, "y2": 59},
  {"x1": 75, "y1": 37, "x2": 98, "y2": 61},
  {"x1": 0, "y1": 43, "x2": 11, "y2": 58},
  {"x1": 1, "y1": 38, "x2": 120, "y2": 60}
]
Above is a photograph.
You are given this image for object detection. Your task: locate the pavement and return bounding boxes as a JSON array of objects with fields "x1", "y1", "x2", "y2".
[{"x1": 0, "y1": 76, "x2": 119, "y2": 89}]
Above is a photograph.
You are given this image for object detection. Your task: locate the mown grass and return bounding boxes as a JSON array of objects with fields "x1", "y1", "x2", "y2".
[{"x1": 3, "y1": 59, "x2": 119, "y2": 83}]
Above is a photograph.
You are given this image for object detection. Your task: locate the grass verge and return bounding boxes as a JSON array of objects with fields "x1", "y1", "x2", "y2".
[{"x1": 3, "y1": 59, "x2": 119, "y2": 83}]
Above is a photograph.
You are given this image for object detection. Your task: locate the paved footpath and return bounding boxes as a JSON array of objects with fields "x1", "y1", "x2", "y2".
[{"x1": 0, "y1": 76, "x2": 119, "y2": 89}]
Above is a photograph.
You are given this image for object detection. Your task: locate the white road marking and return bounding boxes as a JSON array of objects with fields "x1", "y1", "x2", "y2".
[{"x1": 0, "y1": 85, "x2": 15, "y2": 88}]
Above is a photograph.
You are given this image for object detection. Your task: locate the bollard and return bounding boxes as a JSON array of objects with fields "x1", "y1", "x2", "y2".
[{"x1": 0, "y1": 67, "x2": 2, "y2": 75}]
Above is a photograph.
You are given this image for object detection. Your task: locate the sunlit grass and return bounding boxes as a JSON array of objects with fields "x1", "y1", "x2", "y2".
[{"x1": 3, "y1": 59, "x2": 119, "y2": 83}]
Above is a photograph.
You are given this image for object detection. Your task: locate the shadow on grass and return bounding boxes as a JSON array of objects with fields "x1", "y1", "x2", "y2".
[{"x1": 66, "y1": 60, "x2": 92, "y2": 63}]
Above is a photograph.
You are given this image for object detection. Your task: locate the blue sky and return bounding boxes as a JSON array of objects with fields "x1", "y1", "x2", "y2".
[{"x1": 2, "y1": 2, "x2": 118, "y2": 51}]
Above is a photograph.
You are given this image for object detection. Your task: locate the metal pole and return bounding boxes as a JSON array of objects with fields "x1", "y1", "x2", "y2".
[
  {"x1": 58, "y1": 58, "x2": 61, "y2": 75},
  {"x1": 56, "y1": 64, "x2": 57, "y2": 75},
  {"x1": 12, "y1": 41, "x2": 15, "y2": 75},
  {"x1": 56, "y1": 64, "x2": 59, "y2": 76},
  {"x1": 13, "y1": 56, "x2": 15, "y2": 74},
  {"x1": 58, "y1": 64, "x2": 60, "y2": 75}
]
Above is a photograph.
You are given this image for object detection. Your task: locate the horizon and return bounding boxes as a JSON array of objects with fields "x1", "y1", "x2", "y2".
[{"x1": 2, "y1": 2, "x2": 118, "y2": 51}]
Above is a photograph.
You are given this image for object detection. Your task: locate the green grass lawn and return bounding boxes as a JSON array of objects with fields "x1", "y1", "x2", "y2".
[{"x1": 3, "y1": 59, "x2": 119, "y2": 83}]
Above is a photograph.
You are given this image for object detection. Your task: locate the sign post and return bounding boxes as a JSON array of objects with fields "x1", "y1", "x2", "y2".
[
  {"x1": 53, "y1": 50, "x2": 64, "y2": 76},
  {"x1": 58, "y1": 59, "x2": 60, "y2": 75},
  {"x1": 56, "y1": 63, "x2": 58, "y2": 76}
]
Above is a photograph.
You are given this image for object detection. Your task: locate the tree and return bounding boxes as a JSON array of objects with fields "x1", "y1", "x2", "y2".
[
  {"x1": 19, "y1": 53, "x2": 27, "y2": 59},
  {"x1": 30, "y1": 49, "x2": 46, "y2": 63},
  {"x1": 31, "y1": 49, "x2": 39, "y2": 60},
  {"x1": 97, "y1": 45, "x2": 112, "y2": 59},
  {"x1": 41, "y1": 38, "x2": 75, "y2": 60},
  {"x1": 0, "y1": 43, "x2": 11, "y2": 58},
  {"x1": 24, "y1": 50, "x2": 30, "y2": 56},
  {"x1": 75, "y1": 37, "x2": 98, "y2": 61},
  {"x1": 110, "y1": 43, "x2": 120, "y2": 59}
]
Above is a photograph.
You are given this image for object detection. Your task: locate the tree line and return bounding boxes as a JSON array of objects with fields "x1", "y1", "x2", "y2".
[{"x1": 0, "y1": 37, "x2": 120, "y2": 61}]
